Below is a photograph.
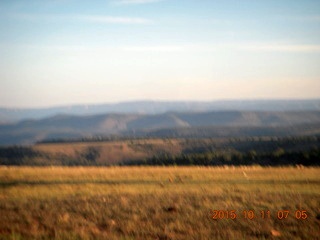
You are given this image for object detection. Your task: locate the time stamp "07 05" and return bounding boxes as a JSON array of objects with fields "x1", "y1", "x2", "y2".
[{"x1": 209, "y1": 209, "x2": 308, "y2": 220}]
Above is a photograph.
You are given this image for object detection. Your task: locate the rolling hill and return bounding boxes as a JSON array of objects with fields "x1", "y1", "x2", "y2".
[
  {"x1": 1, "y1": 99, "x2": 320, "y2": 123},
  {"x1": 1, "y1": 110, "x2": 320, "y2": 145}
]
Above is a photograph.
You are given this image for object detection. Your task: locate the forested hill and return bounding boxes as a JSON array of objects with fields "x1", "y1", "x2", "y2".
[
  {"x1": 1, "y1": 99, "x2": 320, "y2": 123},
  {"x1": 0, "y1": 137, "x2": 319, "y2": 166},
  {"x1": 0, "y1": 111, "x2": 320, "y2": 145}
]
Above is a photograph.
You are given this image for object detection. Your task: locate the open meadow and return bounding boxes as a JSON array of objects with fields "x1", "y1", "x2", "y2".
[{"x1": 0, "y1": 166, "x2": 319, "y2": 240}]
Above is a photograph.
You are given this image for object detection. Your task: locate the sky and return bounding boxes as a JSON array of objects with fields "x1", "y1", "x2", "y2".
[{"x1": 0, "y1": 0, "x2": 320, "y2": 108}]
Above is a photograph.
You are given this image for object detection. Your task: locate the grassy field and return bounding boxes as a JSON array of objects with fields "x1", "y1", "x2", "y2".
[{"x1": 0, "y1": 166, "x2": 319, "y2": 239}]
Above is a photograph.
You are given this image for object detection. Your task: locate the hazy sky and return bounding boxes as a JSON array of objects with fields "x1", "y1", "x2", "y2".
[{"x1": 1, "y1": 0, "x2": 320, "y2": 108}]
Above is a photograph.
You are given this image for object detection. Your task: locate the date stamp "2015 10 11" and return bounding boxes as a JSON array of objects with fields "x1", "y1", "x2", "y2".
[{"x1": 209, "y1": 209, "x2": 308, "y2": 220}]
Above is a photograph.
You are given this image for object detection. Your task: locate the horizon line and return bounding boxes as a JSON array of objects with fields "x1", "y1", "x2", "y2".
[{"x1": 1, "y1": 98, "x2": 320, "y2": 110}]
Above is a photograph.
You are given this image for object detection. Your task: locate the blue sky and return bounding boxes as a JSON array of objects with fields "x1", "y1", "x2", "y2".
[{"x1": 0, "y1": 0, "x2": 320, "y2": 108}]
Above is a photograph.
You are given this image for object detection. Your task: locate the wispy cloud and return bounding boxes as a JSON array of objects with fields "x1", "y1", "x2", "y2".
[
  {"x1": 122, "y1": 45, "x2": 185, "y2": 52},
  {"x1": 298, "y1": 15, "x2": 320, "y2": 22},
  {"x1": 113, "y1": 0, "x2": 163, "y2": 5},
  {"x1": 240, "y1": 44, "x2": 320, "y2": 53},
  {"x1": 280, "y1": 15, "x2": 320, "y2": 22},
  {"x1": 73, "y1": 15, "x2": 152, "y2": 24},
  {"x1": 122, "y1": 43, "x2": 320, "y2": 53},
  {"x1": 7, "y1": 42, "x2": 320, "y2": 54},
  {"x1": 11, "y1": 13, "x2": 152, "y2": 24}
]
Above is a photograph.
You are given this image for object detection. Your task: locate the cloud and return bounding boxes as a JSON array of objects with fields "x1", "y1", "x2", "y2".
[
  {"x1": 298, "y1": 15, "x2": 320, "y2": 22},
  {"x1": 113, "y1": 0, "x2": 163, "y2": 5},
  {"x1": 72, "y1": 15, "x2": 152, "y2": 24},
  {"x1": 281, "y1": 15, "x2": 320, "y2": 22},
  {"x1": 7, "y1": 41, "x2": 320, "y2": 54},
  {"x1": 12, "y1": 13, "x2": 152, "y2": 24},
  {"x1": 240, "y1": 44, "x2": 320, "y2": 53},
  {"x1": 122, "y1": 43, "x2": 320, "y2": 54},
  {"x1": 122, "y1": 45, "x2": 185, "y2": 52}
]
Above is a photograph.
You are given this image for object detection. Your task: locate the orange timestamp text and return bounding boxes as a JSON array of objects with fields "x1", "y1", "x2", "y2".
[{"x1": 209, "y1": 209, "x2": 308, "y2": 220}]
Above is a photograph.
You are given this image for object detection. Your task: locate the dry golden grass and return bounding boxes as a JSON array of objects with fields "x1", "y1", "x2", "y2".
[{"x1": 0, "y1": 166, "x2": 319, "y2": 239}]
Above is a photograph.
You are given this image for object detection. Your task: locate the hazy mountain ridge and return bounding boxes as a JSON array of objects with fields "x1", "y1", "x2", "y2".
[
  {"x1": 1, "y1": 110, "x2": 320, "y2": 145},
  {"x1": 1, "y1": 99, "x2": 320, "y2": 123}
]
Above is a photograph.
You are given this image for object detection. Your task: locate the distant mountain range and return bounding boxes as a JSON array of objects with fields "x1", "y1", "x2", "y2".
[
  {"x1": 1, "y1": 109, "x2": 320, "y2": 145},
  {"x1": 1, "y1": 99, "x2": 320, "y2": 123}
]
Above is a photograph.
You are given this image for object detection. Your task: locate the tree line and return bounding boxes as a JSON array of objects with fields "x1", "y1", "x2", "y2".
[
  {"x1": 1, "y1": 136, "x2": 319, "y2": 166},
  {"x1": 125, "y1": 147, "x2": 320, "y2": 166}
]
